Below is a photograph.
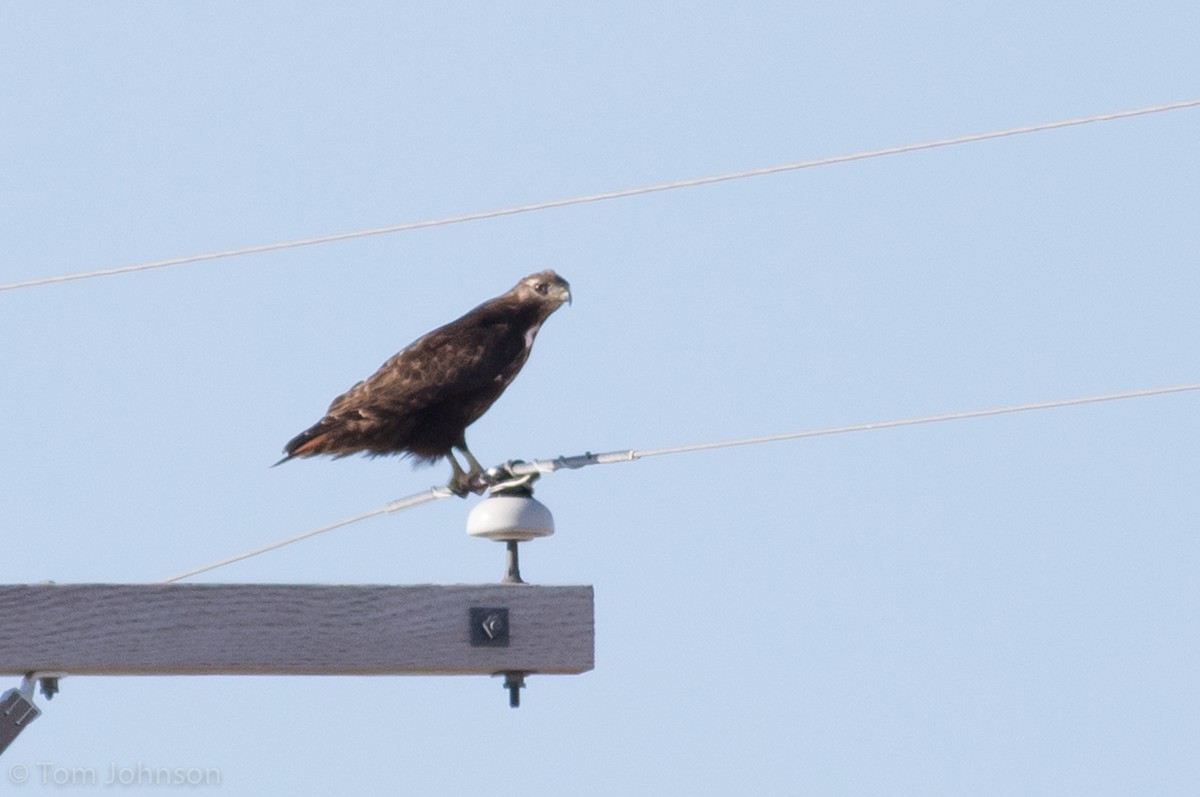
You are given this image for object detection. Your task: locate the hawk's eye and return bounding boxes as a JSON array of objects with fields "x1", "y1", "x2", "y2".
[{"x1": 533, "y1": 282, "x2": 548, "y2": 295}]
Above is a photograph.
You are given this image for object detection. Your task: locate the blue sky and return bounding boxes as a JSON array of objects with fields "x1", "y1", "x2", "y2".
[{"x1": 2, "y1": 2, "x2": 1199, "y2": 794}]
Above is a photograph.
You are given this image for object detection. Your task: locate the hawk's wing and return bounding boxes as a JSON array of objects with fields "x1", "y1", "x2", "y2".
[{"x1": 324, "y1": 319, "x2": 529, "y2": 420}]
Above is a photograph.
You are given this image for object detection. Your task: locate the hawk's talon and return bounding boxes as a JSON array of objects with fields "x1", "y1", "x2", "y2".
[
  {"x1": 447, "y1": 463, "x2": 488, "y2": 498},
  {"x1": 446, "y1": 476, "x2": 471, "y2": 498}
]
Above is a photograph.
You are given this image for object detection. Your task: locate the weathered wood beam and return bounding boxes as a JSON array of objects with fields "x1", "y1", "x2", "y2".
[{"x1": 0, "y1": 584, "x2": 593, "y2": 676}]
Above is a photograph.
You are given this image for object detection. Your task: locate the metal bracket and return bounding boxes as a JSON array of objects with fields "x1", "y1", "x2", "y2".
[
  {"x1": 469, "y1": 610, "x2": 530, "y2": 707},
  {"x1": 0, "y1": 676, "x2": 42, "y2": 755},
  {"x1": 469, "y1": 607, "x2": 510, "y2": 647},
  {"x1": 482, "y1": 461, "x2": 541, "y2": 496}
]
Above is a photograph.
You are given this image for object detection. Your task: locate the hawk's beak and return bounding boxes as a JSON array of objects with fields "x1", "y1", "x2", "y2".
[{"x1": 557, "y1": 285, "x2": 572, "y2": 306}]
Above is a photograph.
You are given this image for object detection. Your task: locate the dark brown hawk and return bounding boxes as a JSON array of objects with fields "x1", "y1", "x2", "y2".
[{"x1": 278, "y1": 270, "x2": 571, "y2": 495}]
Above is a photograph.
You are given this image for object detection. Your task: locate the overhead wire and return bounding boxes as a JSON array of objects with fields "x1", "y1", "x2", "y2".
[
  {"x1": 5, "y1": 96, "x2": 1199, "y2": 295},
  {"x1": 583, "y1": 380, "x2": 1200, "y2": 462},
  {"x1": 159, "y1": 487, "x2": 454, "y2": 583},
  {"x1": 160, "y1": 380, "x2": 1200, "y2": 582}
]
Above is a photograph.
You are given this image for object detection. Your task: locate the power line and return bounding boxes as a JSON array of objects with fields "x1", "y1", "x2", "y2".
[
  {"x1": 6, "y1": 97, "x2": 1199, "y2": 295},
  {"x1": 159, "y1": 487, "x2": 453, "y2": 583},
  {"x1": 161, "y1": 380, "x2": 1200, "y2": 582},
  {"x1": 608, "y1": 381, "x2": 1200, "y2": 461}
]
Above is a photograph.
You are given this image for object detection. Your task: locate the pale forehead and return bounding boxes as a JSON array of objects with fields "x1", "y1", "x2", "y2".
[{"x1": 521, "y1": 269, "x2": 564, "y2": 283}]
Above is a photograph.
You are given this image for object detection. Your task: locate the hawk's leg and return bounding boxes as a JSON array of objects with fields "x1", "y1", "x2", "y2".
[{"x1": 447, "y1": 445, "x2": 486, "y2": 497}]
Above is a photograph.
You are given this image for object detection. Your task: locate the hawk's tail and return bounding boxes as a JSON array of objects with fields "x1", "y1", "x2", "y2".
[{"x1": 273, "y1": 424, "x2": 336, "y2": 466}]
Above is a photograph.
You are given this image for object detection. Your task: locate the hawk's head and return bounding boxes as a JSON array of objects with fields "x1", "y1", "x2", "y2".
[{"x1": 512, "y1": 270, "x2": 572, "y2": 312}]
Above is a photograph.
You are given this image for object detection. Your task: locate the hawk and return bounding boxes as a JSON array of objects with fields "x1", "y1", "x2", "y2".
[{"x1": 278, "y1": 270, "x2": 571, "y2": 495}]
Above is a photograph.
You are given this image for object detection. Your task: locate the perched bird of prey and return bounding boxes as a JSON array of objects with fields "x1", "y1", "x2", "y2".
[{"x1": 277, "y1": 270, "x2": 571, "y2": 495}]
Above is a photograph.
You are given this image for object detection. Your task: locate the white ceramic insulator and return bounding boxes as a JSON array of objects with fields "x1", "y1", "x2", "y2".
[{"x1": 466, "y1": 495, "x2": 555, "y2": 542}]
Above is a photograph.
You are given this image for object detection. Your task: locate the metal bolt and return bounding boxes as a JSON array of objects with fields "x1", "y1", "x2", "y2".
[{"x1": 502, "y1": 672, "x2": 526, "y2": 708}]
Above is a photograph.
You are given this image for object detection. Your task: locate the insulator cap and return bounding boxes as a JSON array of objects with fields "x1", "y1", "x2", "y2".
[{"x1": 467, "y1": 495, "x2": 555, "y2": 542}]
